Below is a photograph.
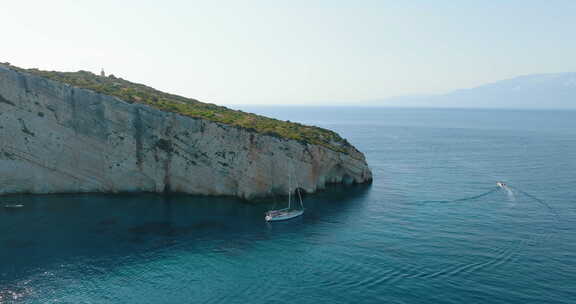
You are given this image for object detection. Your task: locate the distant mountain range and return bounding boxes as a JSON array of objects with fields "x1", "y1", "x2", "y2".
[{"x1": 369, "y1": 72, "x2": 576, "y2": 109}]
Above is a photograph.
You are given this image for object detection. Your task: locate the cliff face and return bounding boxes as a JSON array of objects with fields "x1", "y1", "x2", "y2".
[{"x1": 0, "y1": 66, "x2": 372, "y2": 199}]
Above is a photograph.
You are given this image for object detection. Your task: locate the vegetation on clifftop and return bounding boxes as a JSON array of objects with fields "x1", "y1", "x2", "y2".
[{"x1": 1, "y1": 63, "x2": 350, "y2": 152}]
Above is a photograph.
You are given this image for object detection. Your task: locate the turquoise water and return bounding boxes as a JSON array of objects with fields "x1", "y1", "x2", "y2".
[{"x1": 1, "y1": 107, "x2": 575, "y2": 303}]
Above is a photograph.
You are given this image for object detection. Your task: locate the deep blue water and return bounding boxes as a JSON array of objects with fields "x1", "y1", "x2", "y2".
[{"x1": 1, "y1": 107, "x2": 575, "y2": 303}]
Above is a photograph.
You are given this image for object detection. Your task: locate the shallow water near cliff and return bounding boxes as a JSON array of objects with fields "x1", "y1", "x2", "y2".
[{"x1": 1, "y1": 107, "x2": 576, "y2": 303}]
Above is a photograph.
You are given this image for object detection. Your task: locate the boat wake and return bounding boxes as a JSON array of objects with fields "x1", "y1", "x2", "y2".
[
  {"x1": 335, "y1": 241, "x2": 522, "y2": 289},
  {"x1": 420, "y1": 181, "x2": 559, "y2": 222},
  {"x1": 495, "y1": 182, "x2": 560, "y2": 223},
  {"x1": 404, "y1": 181, "x2": 561, "y2": 286},
  {"x1": 503, "y1": 186, "x2": 516, "y2": 202},
  {"x1": 506, "y1": 185, "x2": 560, "y2": 223},
  {"x1": 420, "y1": 188, "x2": 498, "y2": 204}
]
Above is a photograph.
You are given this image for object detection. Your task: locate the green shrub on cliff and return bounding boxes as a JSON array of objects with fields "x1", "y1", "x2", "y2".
[{"x1": 2, "y1": 64, "x2": 350, "y2": 153}]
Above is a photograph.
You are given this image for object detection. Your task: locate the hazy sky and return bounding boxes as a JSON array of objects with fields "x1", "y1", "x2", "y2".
[{"x1": 2, "y1": 1, "x2": 575, "y2": 105}]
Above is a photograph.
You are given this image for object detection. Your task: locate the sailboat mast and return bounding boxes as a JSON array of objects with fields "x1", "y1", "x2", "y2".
[{"x1": 288, "y1": 170, "x2": 292, "y2": 209}]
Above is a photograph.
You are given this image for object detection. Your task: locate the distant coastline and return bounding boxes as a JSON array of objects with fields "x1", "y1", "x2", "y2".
[{"x1": 362, "y1": 72, "x2": 576, "y2": 110}]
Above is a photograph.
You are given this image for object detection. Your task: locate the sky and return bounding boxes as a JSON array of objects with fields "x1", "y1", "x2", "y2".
[{"x1": 1, "y1": 0, "x2": 576, "y2": 105}]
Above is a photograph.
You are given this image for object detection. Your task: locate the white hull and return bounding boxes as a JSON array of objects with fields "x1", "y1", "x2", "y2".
[
  {"x1": 3, "y1": 204, "x2": 24, "y2": 208},
  {"x1": 265, "y1": 209, "x2": 304, "y2": 222}
]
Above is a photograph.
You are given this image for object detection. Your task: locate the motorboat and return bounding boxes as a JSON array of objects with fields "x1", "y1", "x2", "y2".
[
  {"x1": 496, "y1": 182, "x2": 507, "y2": 189},
  {"x1": 3, "y1": 204, "x2": 24, "y2": 208}
]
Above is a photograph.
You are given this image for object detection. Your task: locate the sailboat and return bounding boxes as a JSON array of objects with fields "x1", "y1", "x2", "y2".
[{"x1": 265, "y1": 173, "x2": 304, "y2": 222}]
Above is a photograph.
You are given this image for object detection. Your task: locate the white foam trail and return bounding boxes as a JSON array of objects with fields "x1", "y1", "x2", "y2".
[{"x1": 504, "y1": 187, "x2": 516, "y2": 202}]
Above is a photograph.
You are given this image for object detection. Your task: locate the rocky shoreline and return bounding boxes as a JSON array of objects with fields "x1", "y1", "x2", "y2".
[{"x1": 0, "y1": 65, "x2": 372, "y2": 199}]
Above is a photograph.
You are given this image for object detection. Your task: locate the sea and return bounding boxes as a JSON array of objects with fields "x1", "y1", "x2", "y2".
[{"x1": 1, "y1": 107, "x2": 575, "y2": 304}]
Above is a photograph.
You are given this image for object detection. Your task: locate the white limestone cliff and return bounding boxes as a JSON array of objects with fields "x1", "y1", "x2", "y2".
[{"x1": 0, "y1": 66, "x2": 372, "y2": 199}]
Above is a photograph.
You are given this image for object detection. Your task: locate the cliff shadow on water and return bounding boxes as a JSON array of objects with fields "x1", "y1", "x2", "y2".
[{"x1": 0, "y1": 184, "x2": 371, "y2": 287}]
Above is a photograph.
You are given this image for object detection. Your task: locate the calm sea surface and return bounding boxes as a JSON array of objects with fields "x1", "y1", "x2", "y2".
[{"x1": 1, "y1": 107, "x2": 575, "y2": 303}]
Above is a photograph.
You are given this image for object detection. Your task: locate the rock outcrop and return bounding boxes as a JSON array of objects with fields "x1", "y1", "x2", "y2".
[{"x1": 0, "y1": 65, "x2": 372, "y2": 199}]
